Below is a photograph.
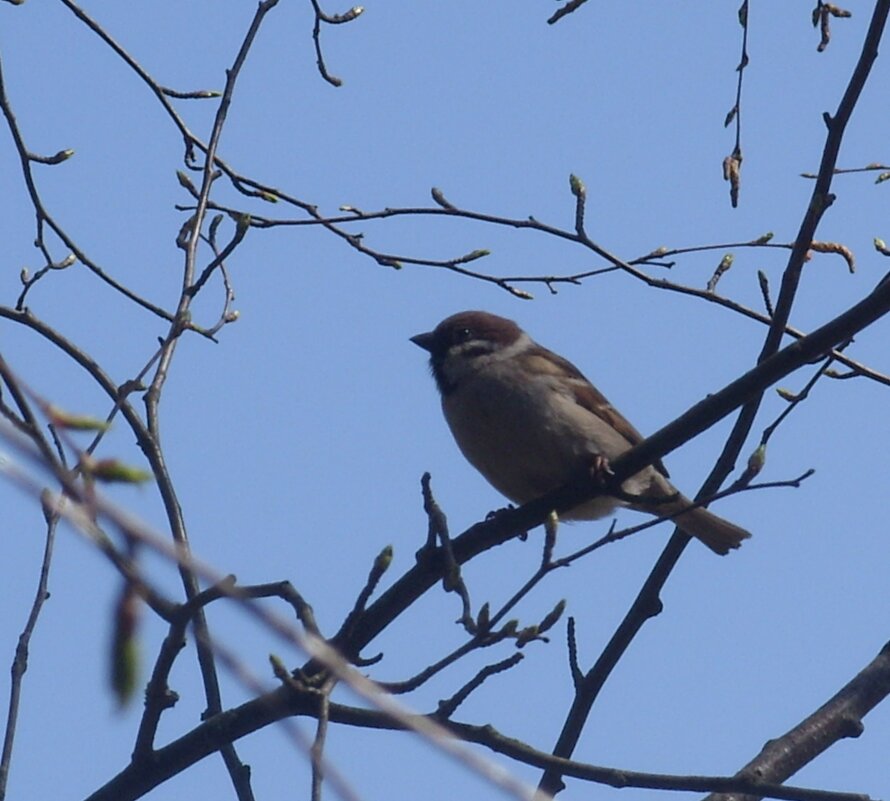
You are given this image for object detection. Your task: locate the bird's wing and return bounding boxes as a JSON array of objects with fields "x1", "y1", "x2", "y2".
[{"x1": 524, "y1": 346, "x2": 670, "y2": 478}]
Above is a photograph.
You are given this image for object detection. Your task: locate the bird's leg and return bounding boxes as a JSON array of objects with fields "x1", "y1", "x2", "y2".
[
  {"x1": 591, "y1": 455, "x2": 680, "y2": 507},
  {"x1": 588, "y1": 453, "x2": 614, "y2": 484}
]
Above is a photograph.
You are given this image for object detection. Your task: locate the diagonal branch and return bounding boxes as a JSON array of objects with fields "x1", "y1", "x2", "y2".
[
  {"x1": 536, "y1": 2, "x2": 890, "y2": 793},
  {"x1": 704, "y1": 639, "x2": 890, "y2": 801}
]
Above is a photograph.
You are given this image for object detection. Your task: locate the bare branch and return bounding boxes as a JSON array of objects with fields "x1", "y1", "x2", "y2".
[
  {"x1": 0, "y1": 505, "x2": 57, "y2": 799},
  {"x1": 705, "y1": 639, "x2": 890, "y2": 801}
]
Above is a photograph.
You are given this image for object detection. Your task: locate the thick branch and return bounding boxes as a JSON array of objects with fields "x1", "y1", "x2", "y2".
[
  {"x1": 85, "y1": 682, "x2": 876, "y2": 801},
  {"x1": 705, "y1": 640, "x2": 890, "y2": 801}
]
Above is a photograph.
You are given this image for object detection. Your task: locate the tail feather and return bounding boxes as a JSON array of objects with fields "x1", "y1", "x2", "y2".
[
  {"x1": 670, "y1": 501, "x2": 751, "y2": 555},
  {"x1": 636, "y1": 475, "x2": 751, "y2": 555}
]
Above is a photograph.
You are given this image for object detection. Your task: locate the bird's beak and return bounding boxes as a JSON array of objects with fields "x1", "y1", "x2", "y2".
[{"x1": 410, "y1": 331, "x2": 435, "y2": 352}]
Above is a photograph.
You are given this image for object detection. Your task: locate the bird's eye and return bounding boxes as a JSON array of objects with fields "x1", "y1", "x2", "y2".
[{"x1": 455, "y1": 327, "x2": 474, "y2": 343}]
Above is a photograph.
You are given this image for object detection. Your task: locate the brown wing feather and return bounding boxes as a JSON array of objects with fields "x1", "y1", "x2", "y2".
[{"x1": 525, "y1": 346, "x2": 670, "y2": 478}]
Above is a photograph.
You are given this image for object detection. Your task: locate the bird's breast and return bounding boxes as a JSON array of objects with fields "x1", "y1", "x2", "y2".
[{"x1": 441, "y1": 371, "x2": 625, "y2": 513}]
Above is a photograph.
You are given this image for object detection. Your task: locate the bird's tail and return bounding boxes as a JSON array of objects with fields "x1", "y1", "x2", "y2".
[
  {"x1": 633, "y1": 473, "x2": 750, "y2": 555},
  {"x1": 667, "y1": 497, "x2": 751, "y2": 555}
]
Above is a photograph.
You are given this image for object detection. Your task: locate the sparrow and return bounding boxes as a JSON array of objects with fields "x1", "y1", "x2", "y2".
[{"x1": 411, "y1": 310, "x2": 750, "y2": 555}]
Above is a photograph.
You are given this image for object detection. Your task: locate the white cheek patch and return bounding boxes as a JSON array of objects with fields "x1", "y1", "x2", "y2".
[
  {"x1": 442, "y1": 333, "x2": 533, "y2": 386},
  {"x1": 493, "y1": 332, "x2": 534, "y2": 362}
]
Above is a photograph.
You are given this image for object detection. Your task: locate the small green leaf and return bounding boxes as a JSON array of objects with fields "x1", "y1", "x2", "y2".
[
  {"x1": 176, "y1": 170, "x2": 197, "y2": 194},
  {"x1": 88, "y1": 459, "x2": 153, "y2": 484},
  {"x1": 515, "y1": 625, "x2": 539, "y2": 647},
  {"x1": 111, "y1": 636, "x2": 139, "y2": 707},
  {"x1": 46, "y1": 148, "x2": 75, "y2": 164},
  {"x1": 374, "y1": 545, "x2": 393, "y2": 573},
  {"x1": 568, "y1": 173, "x2": 586, "y2": 199},
  {"x1": 47, "y1": 405, "x2": 111, "y2": 432},
  {"x1": 539, "y1": 599, "x2": 566, "y2": 633},
  {"x1": 431, "y1": 187, "x2": 454, "y2": 209},
  {"x1": 746, "y1": 444, "x2": 766, "y2": 477},
  {"x1": 509, "y1": 287, "x2": 534, "y2": 300},
  {"x1": 110, "y1": 586, "x2": 140, "y2": 707}
]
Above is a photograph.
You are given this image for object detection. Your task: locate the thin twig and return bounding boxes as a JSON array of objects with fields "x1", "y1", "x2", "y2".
[
  {"x1": 310, "y1": 678, "x2": 336, "y2": 801},
  {"x1": 548, "y1": 0, "x2": 590, "y2": 25},
  {"x1": 0, "y1": 506, "x2": 57, "y2": 801},
  {"x1": 435, "y1": 654, "x2": 524, "y2": 719},
  {"x1": 722, "y1": 1, "x2": 750, "y2": 207}
]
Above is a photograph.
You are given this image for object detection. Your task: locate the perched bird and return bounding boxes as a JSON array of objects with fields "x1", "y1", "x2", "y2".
[{"x1": 411, "y1": 310, "x2": 750, "y2": 555}]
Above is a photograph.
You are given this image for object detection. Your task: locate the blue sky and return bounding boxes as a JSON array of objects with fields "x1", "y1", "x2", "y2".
[{"x1": 1, "y1": 2, "x2": 888, "y2": 800}]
